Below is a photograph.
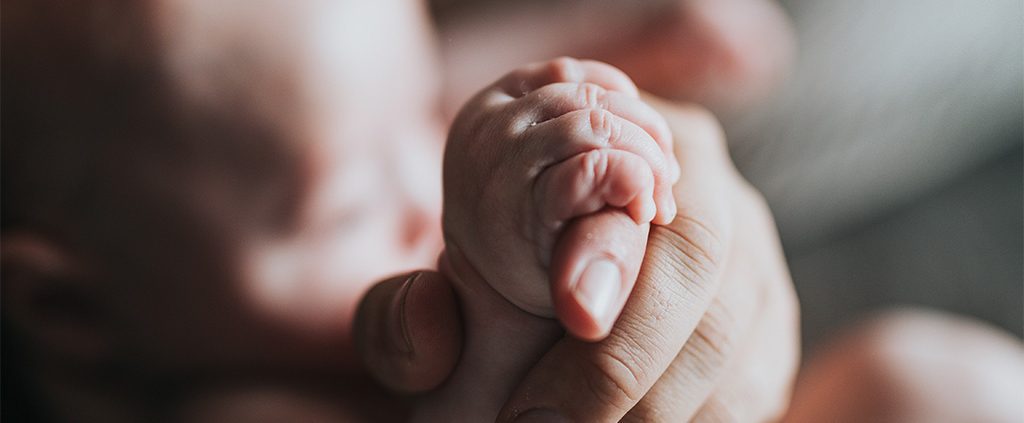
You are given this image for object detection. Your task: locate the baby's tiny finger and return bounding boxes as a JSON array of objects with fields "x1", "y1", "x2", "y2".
[
  {"x1": 495, "y1": 57, "x2": 639, "y2": 99},
  {"x1": 522, "y1": 109, "x2": 671, "y2": 188},
  {"x1": 513, "y1": 82, "x2": 673, "y2": 157},
  {"x1": 653, "y1": 183, "x2": 678, "y2": 225},
  {"x1": 533, "y1": 149, "x2": 657, "y2": 235}
]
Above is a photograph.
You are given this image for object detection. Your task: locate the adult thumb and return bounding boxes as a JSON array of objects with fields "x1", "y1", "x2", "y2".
[
  {"x1": 550, "y1": 209, "x2": 649, "y2": 341},
  {"x1": 353, "y1": 271, "x2": 463, "y2": 393}
]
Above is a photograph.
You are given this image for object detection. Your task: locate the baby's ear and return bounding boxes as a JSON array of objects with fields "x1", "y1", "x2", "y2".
[{"x1": 2, "y1": 232, "x2": 112, "y2": 363}]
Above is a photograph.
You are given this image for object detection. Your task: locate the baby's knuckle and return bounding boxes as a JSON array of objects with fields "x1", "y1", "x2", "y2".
[
  {"x1": 581, "y1": 149, "x2": 608, "y2": 186},
  {"x1": 544, "y1": 56, "x2": 583, "y2": 83},
  {"x1": 585, "y1": 108, "x2": 614, "y2": 145},
  {"x1": 575, "y1": 82, "x2": 608, "y2": 111}
]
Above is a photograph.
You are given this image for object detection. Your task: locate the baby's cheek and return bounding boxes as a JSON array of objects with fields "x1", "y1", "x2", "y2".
[{"x1": 240, "y1": 207, "x2": 434, "y2": 336}]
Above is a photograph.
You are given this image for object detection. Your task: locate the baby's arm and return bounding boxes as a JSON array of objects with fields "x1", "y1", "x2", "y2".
[{"x1": 416, "y1": 57, "x2": 677, "y2": 421}]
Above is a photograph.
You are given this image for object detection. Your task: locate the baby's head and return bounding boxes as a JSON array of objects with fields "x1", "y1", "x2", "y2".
[{"x1": 3, "y1": 0, "x2": 443, "y2": 395}]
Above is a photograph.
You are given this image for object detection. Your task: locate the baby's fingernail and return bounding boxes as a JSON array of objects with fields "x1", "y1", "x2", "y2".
[
  {"x1": 574, "y1": 260, "x2": 621, "y2": 330},
  {"x1": 663, "y1": 196, "x2": 678, "y2": 224},
  {"x1": 639, "y1": 196, "x2": 657, "y2": 224}
]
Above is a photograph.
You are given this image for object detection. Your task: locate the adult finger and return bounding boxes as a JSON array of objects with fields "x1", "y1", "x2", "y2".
[
  {"x1": 623, "y1": 197, "x2": 799, "y2": 421},
  {"x1": 353, "y1": 271, "x2": 462, "y2": 393},
  {"x1": 549, "y1": 209, "x2": 649, "y2": 341},
  {"x1": 499, "y1": 102, "x2": 735, "y2": 422},
  {"x1": 687, "y1": 282, "x2": 798, "y2": 423},
  {"x1": 618, "y1": 244, "x2": 760, "y2": 422}
]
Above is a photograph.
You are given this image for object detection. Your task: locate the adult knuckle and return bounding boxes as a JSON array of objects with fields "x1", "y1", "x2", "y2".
[
  {"x1": 735, "y1": 179, "x2": 770, "y2": 214},
  {"x1": 638, "y1": 261, "x2": 695, "y2": 321},
  {"x1": 668, "y1": 103, "x2": 730, "y2": 157},
  {"x1": 669, "y1": 319, "x2": 735, "y2": 387},
  {"x1": 622, "y1": 403, "x2": 671, "y2": 423},
  {"x1": 583, "y1": 348, "x2": 650, "y2": 412},
  {"x1": 674, "y1": 216, "x2": 724, "y2": 269},
  {"x1": 652, "y1": 214, "x2": 725, "y2": 294},
  {"x1": 680, "y1": 104, "x2": 724, "y2": 143},
  {"x1": 762, "y1": 387, "x2": 792, "y2": 423},
  {"x1": 695, "y1": 396, "x2": 741, "y2": 423},
  {"x1": 703, "y1": 378, "x2": 787, "y2": 423},
  {"x1": 692, "y1": 305, "x2": 741, "y2": 366}
]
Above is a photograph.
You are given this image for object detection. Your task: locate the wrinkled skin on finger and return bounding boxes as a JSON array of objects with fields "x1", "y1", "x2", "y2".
[
  {"x1": 353, "y1": 97, "x2": 801, "y2": 423},
  {"x1": 442, "y1": 58, "x2": 676, "y2": 324},
  {"x1": 498, "y1": 98, "x2": 800, "y2": 422},
  {"x1": 423, "y1": 57, "x2": 677, "y2": 422}
]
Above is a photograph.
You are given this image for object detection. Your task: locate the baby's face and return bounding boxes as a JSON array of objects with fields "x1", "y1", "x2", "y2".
[{"x1": 79, "y1": 0, "x2": 444, "y2": 374}]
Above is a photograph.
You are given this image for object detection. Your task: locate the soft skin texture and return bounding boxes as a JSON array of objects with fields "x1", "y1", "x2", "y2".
[
  {"x1": 356, "y1": 99, "x2": 802, "y2": 422},
  {"x1": 443, "y1": 58, "x2": 679, "y2": 334},
  {"x1": 415, "y1": 58, "x2": 677, "y2": 422}
]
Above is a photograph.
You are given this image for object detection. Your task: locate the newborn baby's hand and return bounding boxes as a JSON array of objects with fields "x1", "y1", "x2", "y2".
[{"x1": 444, "y1": 57, "x2": 679, "y2": 339}]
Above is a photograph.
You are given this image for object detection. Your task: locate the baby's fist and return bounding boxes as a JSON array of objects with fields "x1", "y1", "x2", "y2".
[{"x1": 443, "y1": 58, "x2": 678, "y2": 338}]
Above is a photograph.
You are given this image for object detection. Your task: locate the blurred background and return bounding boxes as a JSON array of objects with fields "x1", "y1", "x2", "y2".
[{"x1": 724, "y1": 0, "x2": 1023, "y2": 349}]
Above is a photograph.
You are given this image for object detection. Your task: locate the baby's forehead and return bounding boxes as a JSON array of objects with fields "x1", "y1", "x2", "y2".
[{"x1": 6, "y1": 0, "x2": 435, "y2": 222}]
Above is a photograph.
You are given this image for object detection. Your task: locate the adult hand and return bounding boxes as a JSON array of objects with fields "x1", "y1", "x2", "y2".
[
  {"x1": 498, "y1": 98, "x2": 801, "y2": 422},
  {"x1": 354, "y1": 99, "x2": 800, "y2": 422}
]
